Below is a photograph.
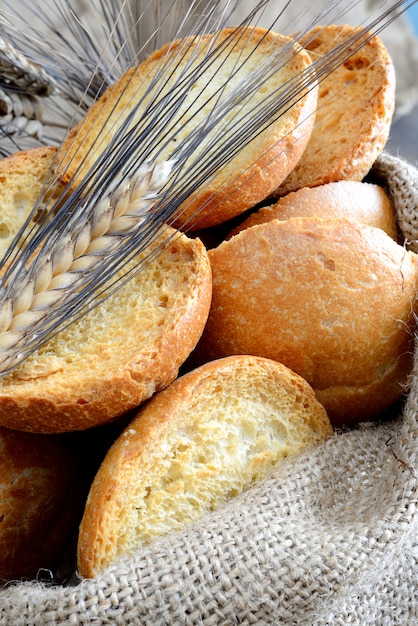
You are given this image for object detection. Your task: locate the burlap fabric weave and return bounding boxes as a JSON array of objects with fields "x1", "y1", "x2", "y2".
[{"x1": 0, "y1": 153, "x2": 417, "y2": 625}]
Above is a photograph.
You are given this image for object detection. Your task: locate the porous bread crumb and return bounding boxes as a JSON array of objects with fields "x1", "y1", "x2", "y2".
[
  {"x1": 77, "y1": 355, "x2": 331, "y2": 576},
  {"x1": 57, "y1": 27, "x2": 318, "y2": 230},
  {"x1": 0, "y1": 148, "x2": 212, "y2": 433},
  {"x1": 274, "y1": 24, "x2": 396, "y2": 196}
]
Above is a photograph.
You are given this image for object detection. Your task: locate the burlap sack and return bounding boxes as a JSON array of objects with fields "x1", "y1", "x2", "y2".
[{"x1": 0, "y1": 152, "x2": 417, "y2": 625}]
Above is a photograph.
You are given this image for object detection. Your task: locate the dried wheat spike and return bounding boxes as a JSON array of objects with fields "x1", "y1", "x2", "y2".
[
  {"x1": 0, "y1": 0, "x2": 410, "y2": 376},
  {"x1": 0, "y1": 87, "x2": 44, "y2": 139},
  {"x1": 0, "y1": 159, "x2": 174, "y2": 374},
  {"x1": 0, "y1": 36, "x2": 55, "y2": 97}
]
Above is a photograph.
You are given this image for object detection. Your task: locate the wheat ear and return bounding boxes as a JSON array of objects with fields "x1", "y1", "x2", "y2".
[
  {"x1": 0, "y1": 87, "x2": 44, "y2": 139},
  {"x1": 0, "y1": 0, "x2": 411, "y2": 374},
  {"x1": 0, "y1": 35, "x2": 55, "y2": 97},
  {"x1": 0, "y1": 159, "x2": 174, "y2": 374}
]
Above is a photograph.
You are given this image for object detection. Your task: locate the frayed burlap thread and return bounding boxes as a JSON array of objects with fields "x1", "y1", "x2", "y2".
[
  {"x1": 370, "y1": 152, "x2": 418, "y2": 251},
  {"x1": 0, "y1": 152, "x2": 418, "y2": 625}
]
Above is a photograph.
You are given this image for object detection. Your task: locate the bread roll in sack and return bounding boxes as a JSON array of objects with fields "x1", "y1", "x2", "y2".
[
  {"x1": 76, "y1": 354, "x2": 332, "y2": 578},
  {"x1": 274, "y1": 25, "x2": 396, "y2": 196},
  {"x1": 55, "y1": 27, "x2": 318, "y2": 230},
  {"x1": 195, "y1": 216, "x2": 418, "y2": 427},
  {"x1": 228, "y1": 180, "x2": 398, "y2": 240},
  {"x1": 0, "y1": 148, "x2": 212, "y2": 434},
  {"x1": 1, "y1": 153, "x2": 418, "y2": 626},
  {"x1": 0, "y1": 427, "x2": 85, "y2": 582}
]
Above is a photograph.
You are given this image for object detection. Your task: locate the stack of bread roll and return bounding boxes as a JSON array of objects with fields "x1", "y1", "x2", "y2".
[{"x1": 0, "y1": 22, "x2": 416, "y2": 584}]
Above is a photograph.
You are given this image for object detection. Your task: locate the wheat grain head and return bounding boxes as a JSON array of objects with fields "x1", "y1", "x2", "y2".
[{"x1": 0, "y1": 0, "x2": 413, "y2": 376}]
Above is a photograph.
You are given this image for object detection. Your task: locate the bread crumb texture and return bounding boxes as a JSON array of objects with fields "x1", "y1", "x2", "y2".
[
  {"x1": 77, "y1": 355, "x2": 331, "y2": 577},
  {"x1": 274, "y1": 25, "x2": 395, "y2": 195},
  {"x1": 0, "y1": 148, "x2": 212, "y2": 433},
  {"x1": 0, "y1": 146, "x2": 59, "y2": 259},
  {"x1": 57, "y1": 27, "x2": 317, "y2": 229},
  {"x1": 0, "y1": 232, "x2": 211, "y2": 432}
]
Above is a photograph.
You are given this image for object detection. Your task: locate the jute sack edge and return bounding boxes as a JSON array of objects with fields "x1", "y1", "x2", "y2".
[{"x1": 0, "y1": 152, "x2": 417, "y2": 626}]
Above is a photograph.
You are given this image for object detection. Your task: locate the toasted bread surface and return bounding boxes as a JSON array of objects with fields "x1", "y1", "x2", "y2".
[
  {"x1": 196, "y1": 217, "x2": 417, "y2": 426},
  {"x1": 56, "y1": 27, "x2": 317, "y2": 229},
  {"x1": 0, "y1": 146, "x2": 59, "y2": 259},
  {"x1": 229, "y1": 181, "x2": 398, "y2": 240},
  {"x1": 77, "y1": 354, "x2": 332, "y2": 578},
  {"x1": 0, "y1": 149, "x2": 212, "y2": 433},
  {"x1": 274, "y1": 25, "x2": 396, "y2": 196}
]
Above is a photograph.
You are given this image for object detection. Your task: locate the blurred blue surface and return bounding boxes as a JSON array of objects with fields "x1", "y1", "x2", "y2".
[
  {"x1": 406, "y1": 2, "x2": 418, "y2": 33},
  {"x1": 386, "y1": 4, "x2": 418, "y2": 163},
  {"x1": 387, "y1": 107, "x2": 418, "y2": 164}
]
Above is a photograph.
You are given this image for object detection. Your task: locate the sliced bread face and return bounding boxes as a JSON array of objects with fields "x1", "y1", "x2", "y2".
[
  {"x1": 0, "y1": 148, "x2": 212, "y2": 434},
  {"x1": 274, "y1": 25, "x2": 396, "y2": 196},
  {"x1": 55, "y1": 27, "x2": 318, "y2": 230},
  {"x1": 0, "y1": 146, "x2": 59, "y2": 259},
  {"x1": 77, "y1": 354, "x2": 332, "y2": 578}
]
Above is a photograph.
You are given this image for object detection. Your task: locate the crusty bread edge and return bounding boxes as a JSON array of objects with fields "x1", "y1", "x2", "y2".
[
  {"x1": 273, "y1": 26, "x2": 396, "y2": 195},
  {"x1": 77, "y1": 354, "x2": 332, "y2": 578},
  {"x1": 0, "y1": 235, "x2": 212, "y2": 434},
  {"x1": 56, "y1": 28, "x2": 318, "y2": 230}
]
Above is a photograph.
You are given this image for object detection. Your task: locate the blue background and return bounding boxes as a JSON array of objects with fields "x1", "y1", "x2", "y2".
[{"x1": 407, "y1": 2, "x2": 418, "y2": 33}]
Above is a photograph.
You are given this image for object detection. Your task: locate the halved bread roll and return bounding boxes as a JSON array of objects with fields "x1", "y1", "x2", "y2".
[
  {"x1": 0, "y1": 427, "x2": 84, "y2": 581},
  {"x1": 0, "y1": 148, "x2": 212, "y2": 433},
  {"x1": 77, "y1": 354, "x2": 332, "y2": 578},
  {"x1": 274, "y1": 25, "x2": 396, "y2": 196},
  {"x1": 55, "y1": 27, "x2": 318, "y2": 230},
  {"x1": 0, "y1": 146, "x2": 60, "y2": 259},
  {"x1": 196, "y1": 217, "x2": 418, "y2": 426},
  {"x1": 229, "y1": 180, "x2": 398, "y2": 240}
]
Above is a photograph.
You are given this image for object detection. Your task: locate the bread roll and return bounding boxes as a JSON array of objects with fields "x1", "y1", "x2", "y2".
[
  {"x1": 229, "y1": 181, "x2": 398, "y2": 240},
  {"x1": 0, "y1": 146, "x2": 60, "y2": 259},
  {"x1": 77, "y1": 354, "x2": 332, "y2": 578},
  {"x1": 0, "y1": 148, "x2": 212, "y2": 433},
  {"x1": 0, "y1": 427, "x2": 83, "y2": 581},
  {"x1": 274, "y1": 25, "x2": 395, "y2": 196},
  {"x1": 55, "y1": 27, "x2": 318, "y2": 230},
  {"x1": 196, "y1": 217, "x2": 418, "y2": 426}
]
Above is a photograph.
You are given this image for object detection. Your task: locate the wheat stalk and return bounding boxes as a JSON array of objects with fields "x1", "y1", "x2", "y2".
[
  {"x1": 0, "y1": 33, "x2": 74, "y2": 154},
  {"x1": 0, "y1": 158, "x2": 174, "y2": 373},
  {"x1": 0, "y1": 0, "x2": 413, "y2": 375}
]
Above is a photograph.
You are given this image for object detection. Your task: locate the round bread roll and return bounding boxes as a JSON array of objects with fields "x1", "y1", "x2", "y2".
[
  {"x1": 196, "y1": 218, "x2": 418, "y2": 426},
  {"x1": 0, "y1": 148, "x2": 212, "y2": 434},
  {"x1": 229, "y1": 181, "x2": 398, "y2": 240},
  {"x1": 56, "y1": 27, "x2": 318, "y2": 230},
  {"x1": 274, "y1": 25, "x2": 395, "y2": 196},
  {"x1": 0, "y1": 427, "x2": 83, "y2": 581},
  {"x1": 77, "y1": 354, "x2": 332, "y2": 578}
]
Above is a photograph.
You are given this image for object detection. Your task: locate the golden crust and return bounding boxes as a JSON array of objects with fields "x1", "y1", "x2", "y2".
[
  {"x1": 0, "y1": 234, "x2": 211, "y2": 433},
  {"x1": 56, "y1": 27, "x2": 318, "y2": 230},
  {"x1": 0, "y1": 427, "x2": 84, "y2": 580},
  {"x1": 77, "y1": 354, "x2": 332, "y2": 578},
  {"x1": 228, "y1": 180, "x2": 398, "y2": 240},
  {"x1": 0, "y1": 149, "x2": 212, "y2": 434},
  {"x1": 196, "y1": 217, "x2": 418, "y2": 426},
  {"x1": 274, "y1": 25, "x2": 396, "y2": 196}
]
